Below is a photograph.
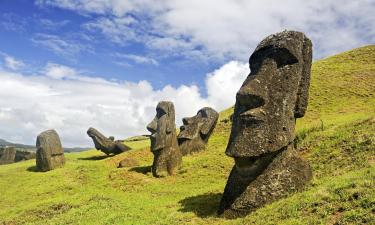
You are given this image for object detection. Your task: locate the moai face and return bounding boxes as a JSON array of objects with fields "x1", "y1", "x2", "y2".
[
  {"x1": 178, "y1": 107, "x2": 219, "y2": 155},
  {"x1": 226, "y1": 31, "x2": 312, "y2": 159},
  {"x1": 219, "y1": 31, "x2": 313, "y2": 217},
  {"x1": 147, "y1": 101, "x2": 176, "y2": 152},
  {"x1": 147, "y1": 101, "x2": 182, "y2": 177}
]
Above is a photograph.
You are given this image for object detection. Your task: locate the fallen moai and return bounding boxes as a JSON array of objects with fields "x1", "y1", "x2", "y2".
[{"x1": 87, "y1": 127, "x2": 131, "y2": 155}]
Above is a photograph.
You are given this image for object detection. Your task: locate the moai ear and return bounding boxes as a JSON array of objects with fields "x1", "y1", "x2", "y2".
[
  {"x1": 200, "y1": 109, "x2": 219, "y2": 136},
  {"x1": 166, "y1": 102, "x2": 175, "y2": 134},
  {"x1": 294, "y1": 36, "x2": 312, "y2": 118}
]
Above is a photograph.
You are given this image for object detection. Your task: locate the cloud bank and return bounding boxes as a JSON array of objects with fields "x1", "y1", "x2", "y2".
[{"x1": 0, "y1": 59, "x2": 248, "y2": 147}]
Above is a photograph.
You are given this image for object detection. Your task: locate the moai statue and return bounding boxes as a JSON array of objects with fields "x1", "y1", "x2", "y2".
[
  {"x1": 87, "y1": 127, "x2": 130, "y2": 155},
  {"x1": 147, "y1": 101, "x2": 182, "y2": 177},
  {"x1": 178, "y1": 107, "x2": 219, "y2": 155},
  {"x1": 218, "y1": 30, "x2": 313, "y2": 218},
  {"x1": 36, "y1": 129, "x2": 65, "y2": 172},
  {"x1": 0, "y1": 147, "x2": 16, "y2": 165}
]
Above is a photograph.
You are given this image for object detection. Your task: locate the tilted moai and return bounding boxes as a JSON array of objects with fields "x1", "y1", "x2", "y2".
[
  {"x1": 0, "y1": 147, "x2": 16, "y2": 165},
  {"x1": 178, "y1": 107, "x2": 219, "y2": 155},
  {"x1": 36, "y1": 129, "x2": 65, "y2": 172},
  {"x1": 87, "y1": 127, "x2": 130, "y2": 155},
  {"x1": 218, "y1": 30, "x2": 313, "y2": 218},
  {"x1": 147, "y1": 101, "x2": 182, "y2": 177}
]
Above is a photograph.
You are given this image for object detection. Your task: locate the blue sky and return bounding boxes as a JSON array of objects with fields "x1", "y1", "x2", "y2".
[{"x1": 0, "y1": 0, "x2": 374, "y2": 147}]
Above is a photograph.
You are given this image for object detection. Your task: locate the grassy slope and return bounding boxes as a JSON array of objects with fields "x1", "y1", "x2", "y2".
[{"x1": 0, "y1": 46, "x2": 374, "y2": 225}]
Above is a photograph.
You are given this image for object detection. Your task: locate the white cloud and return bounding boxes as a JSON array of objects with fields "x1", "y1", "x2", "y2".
[
  {"x1": 39, "y1": 18, "x2": 70, "y2": 29},
  {"x1": 0, "y1": 61, "x2": 247, "y2": 147},
  {"x1": 31, "y1": 33, "x2": 91, "y2": 57},
  {"x1": 36, "y1": 0, "x2": 375, "y2": 60},
  {"x1": 114, "y1": 53, "x2": 158, "y2": 66},
  {"x1": 3, "y1": 56, "x2": 25, "y2": 71}
]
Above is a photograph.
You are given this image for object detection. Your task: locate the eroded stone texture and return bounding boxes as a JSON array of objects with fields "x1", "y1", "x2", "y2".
[
  {"x1": 0, "y1": 147, "x2": 16, "y2": 165},
  {"x1": 147, "y1": 101, "x2": 182, "y2": 177},
  {"x1": 0, "y1": 147, "x2": 36, "y2": 165},
  {"x1": 218, "y1": 30, "x2": 313, "y2": 218},
  {"x1": 178, "y1": 107, "x2": 219, "y2": 155},
  {"x1": 36, "y1": 129, "x2": 65, "y2": 172},
  {"x1": 87, "y1": 127, "x2": 131, "y2": 155}
]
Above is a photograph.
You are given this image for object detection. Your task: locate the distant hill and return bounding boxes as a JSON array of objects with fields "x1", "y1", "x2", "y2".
[
  {"x1": 0, "y1": 45, "x2": 374, "y2": 224},
  {"x1": 0, "y1": 138, "x2": 90, "y2": 153}
]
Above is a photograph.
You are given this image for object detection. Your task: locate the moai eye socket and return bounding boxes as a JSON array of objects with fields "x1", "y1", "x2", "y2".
[
  {"x1": 250, "y1": 46, "x2": 299, "y2": 73},
  {"x1": 156, "y1": 108, "x2": 166, "y2": 118}
]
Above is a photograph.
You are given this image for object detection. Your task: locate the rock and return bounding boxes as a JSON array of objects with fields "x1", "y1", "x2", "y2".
[
  {"x1": 218, "y1": 30, "x2": 313, "y2": 218},
  {"x1": 147, "y1": 101, "x2": 182, "y2": 177},
  {"x1": 87, "y1": 128, "x2": 131, "y2": 155},
  {"x1": 15, "y1": 150, "x2": 36, "y2": 162},
  {"x1": 0, "y1": 147, "x2": 16, "y2": 165},
  {"x1": 36, "y1": 129, "x2": 65, "y2": 172},
  {"x1": 118, "y1": 158, "x2": 139, "y2": 168},
  {"x1": 178, "y1": 107, "x2": 219, "y2": 155}
]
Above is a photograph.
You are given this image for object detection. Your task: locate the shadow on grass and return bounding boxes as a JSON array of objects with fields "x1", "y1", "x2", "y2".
[
  {"x1": 78, "y1": 155, "x2": 112, "y2": 161},
  {"x1": 178, "y1": 192, "x2": 222, "y2": 218},
  {"x1": 27, "y1": 165, "x2": 38, "y2": 172},
  {"x1": 129, "y1": 165, "x2": 151, "y2": 174}
]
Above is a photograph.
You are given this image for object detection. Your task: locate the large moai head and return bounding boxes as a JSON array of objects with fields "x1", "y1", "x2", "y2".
[
  {"x1": 219, "y1": 30, "x2": 313, "y2": 218},
  {"x1": 147, "y1": 101, "x2": 182, "y2": 177},
  {"x1": 36, "y1": 129, "x2": 65, "y2": 172},
  {"x1": 226, "y1": 30, "x2": 312, "y2": 158},
  {"x1": 178, "y1": 107, "x2": 219, "y2": 155}
]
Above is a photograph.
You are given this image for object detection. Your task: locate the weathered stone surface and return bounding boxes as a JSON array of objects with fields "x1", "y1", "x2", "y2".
[
  {"x1": 147, "y1": 101, "x2": 182, "y2": 177},
  {"x1": 0, "y1": 147, "x2": 36, "y2": 165},
  {"x1": 36, "y1": 129, "x2": 65, "y2": 172},
  {"x1": 118, "y1": 157, "x2": 139, "y2": 168},
  {"x1": 178, "y1": 107, "x2": 219, "y2": 155},
  {"x1": 0, "y1": 147, "x2": 16, "y2": 165},
  {"x1": 87, "y1": 127, "x2": 131, "y2": 155},
  {"x1": 219, "y1": 30, "x2": 313, "y2": 218}
]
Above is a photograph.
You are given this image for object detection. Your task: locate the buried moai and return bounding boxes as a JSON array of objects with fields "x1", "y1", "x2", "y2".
[
  {"x1": 218, "y1": 30, "x2": 313, "y2": 218},
  {"x1": 36, "y1": 129, "x2": 65, "y2": 172},
  {"x1": 0, "y1": 147, "x2": 16, "y2": 165},
  {"x1": 178, "y1": 107, "x2": 219, "y2": 155},
  {"x1": 87, "y1": 127, "x2": 131, "y2": 155},
  {"x1": 147, "y1": 101, "x2": 182, "y2": 177}
]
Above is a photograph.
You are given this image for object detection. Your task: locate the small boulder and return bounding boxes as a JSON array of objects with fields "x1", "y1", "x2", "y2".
[{"x1": 118, "y1": 158, "x2": 139, "y2": 168}]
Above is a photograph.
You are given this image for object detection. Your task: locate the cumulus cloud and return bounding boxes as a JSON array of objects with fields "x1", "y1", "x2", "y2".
[
  {"x1": 36, "y1": 0, "x2": 375, "y2": 60},
  {"x1": 0, "y1": 61, "x2": 248, "y2": 147}
]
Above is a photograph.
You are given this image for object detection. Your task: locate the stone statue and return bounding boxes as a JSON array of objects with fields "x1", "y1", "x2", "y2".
[
  {"x1": 0, "y1": 147, "x2": 36, "y2": 165},
  {"x1": 218, "y1": 30, "x2": 313, "y2": 218},
  {"x1": 87, "y1": 127, "x2": 131, "y2": 155},
  {"x1": 178, "y1": 107, "x2": 219, "y2": 155},
  {"x1": 36, "y1": 129, "x2": 65, "y2": 172},
  {"x1": 0, "y1": 147, "x2": 16, "y2": 165},
  {"x1": 147, "y1": 101, "x2": 182, "y2": 177}
]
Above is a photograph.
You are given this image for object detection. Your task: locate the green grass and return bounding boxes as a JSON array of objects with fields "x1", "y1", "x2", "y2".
[{"x1": 0, "y1": 45, "x2": 374, "y2": 225}]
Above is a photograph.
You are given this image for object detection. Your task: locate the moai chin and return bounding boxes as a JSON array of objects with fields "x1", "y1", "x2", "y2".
[
  {"x1": 87, "y1": 127, "x2": 130, "y2": 155},
  {"x1": 147, "y1": 101, "x2": 182, "y2": 177},
  {"x1": 178, "y1": 107, "x2": 219, "y2": 155},
  {"x1": 36, "y1": 129, "x2": 65, "y2": 172},
  {"x1": 218, "y1": 30, "x2": 313, "y2": 218}
]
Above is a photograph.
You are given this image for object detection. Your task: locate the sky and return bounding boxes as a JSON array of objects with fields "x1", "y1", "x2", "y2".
[{"x1": 0, "y1": 0, "x2": 374, "y2": 147}]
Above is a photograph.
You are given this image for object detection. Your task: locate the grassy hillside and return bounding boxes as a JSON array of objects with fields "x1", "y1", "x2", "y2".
[{"x1": 0, "y1": 46, "x2": 374, "y2": 225}]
